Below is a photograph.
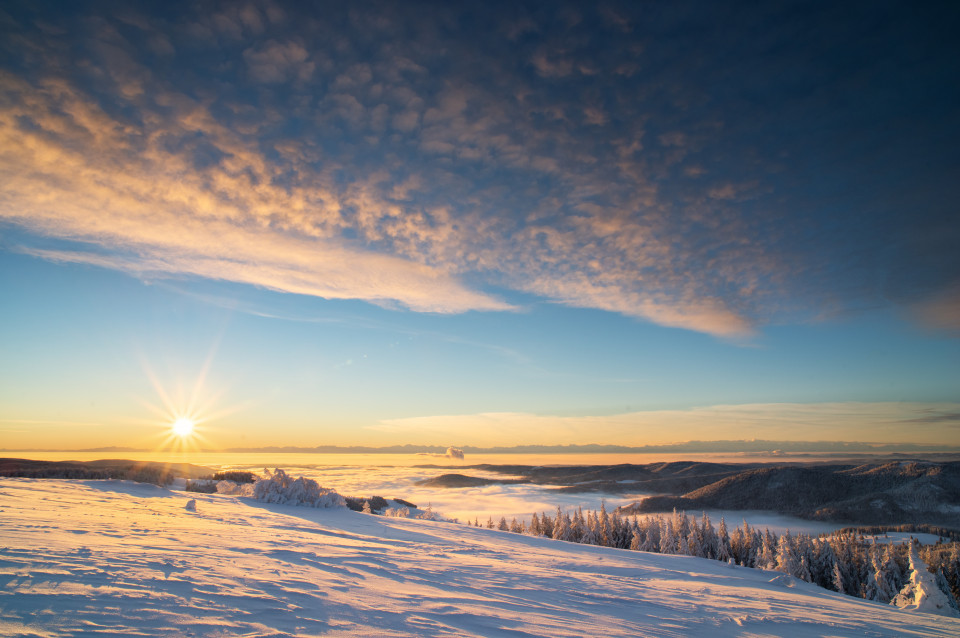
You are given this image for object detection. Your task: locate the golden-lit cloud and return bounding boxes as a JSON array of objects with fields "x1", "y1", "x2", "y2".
[{"x1": 0, "y1": 74, "x2": 511, "y2": 314}]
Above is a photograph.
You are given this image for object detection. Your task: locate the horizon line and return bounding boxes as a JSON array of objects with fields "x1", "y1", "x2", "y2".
[{"x1": 4, "y1": 440, "x2": 960, "y2": 454}]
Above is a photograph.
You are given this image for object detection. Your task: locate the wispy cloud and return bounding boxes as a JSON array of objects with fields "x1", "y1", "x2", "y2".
[
  {"x1": 0, "y1": 419, "x2": 104, "y2": 426},
  {"x1": 373, "y1": 402, "x2": 960, "y2": 447},
  {"x1": 909, "y1": 287, "x2": 960, "y2": 336}
]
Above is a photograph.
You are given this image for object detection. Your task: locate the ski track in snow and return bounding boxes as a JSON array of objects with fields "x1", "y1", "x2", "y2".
[{"x1": 0, "y1": 478, "x2": 955, "y2": 637}]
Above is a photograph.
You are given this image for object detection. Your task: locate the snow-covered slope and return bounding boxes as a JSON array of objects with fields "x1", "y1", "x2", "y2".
[{"x1": 0, "y1": 479, "x2": 955, "y2": 637}]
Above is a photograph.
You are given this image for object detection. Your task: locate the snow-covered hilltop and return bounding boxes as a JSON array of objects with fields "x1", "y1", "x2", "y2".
[{"x1": 1, "y1": 478, "x2": 956, "y2": 637}]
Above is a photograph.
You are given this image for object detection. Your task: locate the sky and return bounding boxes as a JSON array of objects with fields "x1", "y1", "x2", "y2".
[{"x1": 0, "y1": 0, "x2": 958, "y2": 451}]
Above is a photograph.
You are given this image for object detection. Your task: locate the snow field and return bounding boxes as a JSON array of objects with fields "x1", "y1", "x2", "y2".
[{"x1": 0, "y1": 478, "x2": 956, "y2": 637}]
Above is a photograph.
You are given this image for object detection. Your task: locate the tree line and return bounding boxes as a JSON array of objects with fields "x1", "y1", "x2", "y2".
[{"x1": 471, "y1": 504, "x2": 960, "y2": 608}]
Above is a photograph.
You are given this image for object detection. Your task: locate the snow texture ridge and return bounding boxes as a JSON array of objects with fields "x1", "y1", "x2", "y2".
[{"x1": 1, "y1": 478, "x2": 958, "y2": 637}]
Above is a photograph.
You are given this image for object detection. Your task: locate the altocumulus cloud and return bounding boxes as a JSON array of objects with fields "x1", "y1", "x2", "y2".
[{"x1": 1, "y1": 1, "x2": 957, "y2": 335}]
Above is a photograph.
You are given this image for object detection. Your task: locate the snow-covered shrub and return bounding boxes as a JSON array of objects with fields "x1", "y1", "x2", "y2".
[
  {"x1": 251, "y1": 468, "x2": 346, "y2": 508},
  {"x1": 417, "y1": 505, "x2": 442, "y2": 521},
  {"x1": 211, "y1": 471, "x2": 256, "y2": 483},
  {"x1": 185, "y1": 479, "x2": 218, "y2": 493},
  {"x1": 216, "y1": 480, "x2": 255, "y2": 497},
  {"x1": 381, "y1": 503, "x2": 451, "y2": 521}
]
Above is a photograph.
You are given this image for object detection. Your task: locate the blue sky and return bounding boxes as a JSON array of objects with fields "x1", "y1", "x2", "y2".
[{"x1": 0, "y1": 0, "x2": 958, "y2": 450}]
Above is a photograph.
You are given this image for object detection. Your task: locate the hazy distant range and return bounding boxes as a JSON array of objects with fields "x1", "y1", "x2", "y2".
[{"x1": 5, "y1": 440, "x2": 959, "y2": 455}]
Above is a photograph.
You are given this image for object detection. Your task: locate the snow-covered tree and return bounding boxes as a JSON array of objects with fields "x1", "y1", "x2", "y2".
[
  {"x1": 832, "y1": 559, "x2": 845, "y2": 594},
  {"x1": 630, "y1": 528, "x2": 642, "y2": 551},
  {"x1": 529, "y1": 513, "x2": 541, "y2": 536},
  {"x1": 759, "y1": 530, "x2": 777, "y2": 571},
  {"x1": 599, "y1": 502, "x2": 611, "y2": 548},
  {"x1": 581, "y1": 511, "x2": 599, "y2": 545},
  {"x1": 776, "y1": 531, "x2": 799, "y2": 577},
  {"x1": 640, "y1": 517, "x2": 659, "y2": 553},
  {"x1": 659, "y1": 519, "x2": 675, "y2": 555},
  {"x1": 716, "y1": 517, "x2": 731, "y2": 564},
  {"x1": 540, "y1": 511, "x2": 554, "y2": 539}
]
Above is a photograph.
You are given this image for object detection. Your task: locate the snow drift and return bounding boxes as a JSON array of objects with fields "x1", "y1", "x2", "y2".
[{"x1": 1, "y1": 478, "x2": 957, "y2": 637}]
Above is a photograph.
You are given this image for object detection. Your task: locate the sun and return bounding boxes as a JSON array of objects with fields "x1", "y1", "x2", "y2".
[{"x1": 172, "y1": 417, "x2": 195, "y2": 438}]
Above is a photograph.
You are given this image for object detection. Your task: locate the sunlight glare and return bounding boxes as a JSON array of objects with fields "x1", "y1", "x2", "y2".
[{"x1": 172, "y1": 417, "x2": 195, "y2": 438}]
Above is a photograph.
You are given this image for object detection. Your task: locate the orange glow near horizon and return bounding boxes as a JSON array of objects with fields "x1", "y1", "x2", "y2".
[{"x1": 133, "y1": 346, "x2": 233, "y2": 454}]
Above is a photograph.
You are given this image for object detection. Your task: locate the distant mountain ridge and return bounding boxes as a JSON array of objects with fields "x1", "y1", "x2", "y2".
[
  {"x1": 221, "y1": 441, "x2": 960, "y2": 454},
  {"x1": 6, "y1": 440, "x2": 958, "y2": 454},
  {"x1": 619, "y1": 461, "x2": 960, "y2": 526},
  {"x1": 419, "y1": 460, "x2": 960, "y2": 528}
]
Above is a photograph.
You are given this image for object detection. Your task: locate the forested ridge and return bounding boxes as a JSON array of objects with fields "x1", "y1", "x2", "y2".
[{"x1": 474, "y1": 504, "x2": 960, "y2": 611}]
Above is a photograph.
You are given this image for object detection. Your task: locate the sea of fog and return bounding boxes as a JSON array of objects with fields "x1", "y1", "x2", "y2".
[{"x1": 10, "y1": 451, "x2": 873, "y2": 535}]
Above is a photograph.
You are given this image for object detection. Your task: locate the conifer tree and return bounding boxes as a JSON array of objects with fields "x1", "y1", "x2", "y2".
[
  {"x1": 571, "y1": 508, "x2": 584, "y2": 543},
  {"x1": 581, "y1": 511, "x2": 599, "y2": 545},
  {"x1": 865, "y1": 545, "x2": 895, "y2": 602},
  {"x1": 759, "y1": 530, "x2": 777, "y2": 570},
  {"x1": 716, "y1": 517, "x2": 731, "y2": 564},
  {"x1": 530, "y1": 513, "x2": 541, "y2": 536},
  {"x1": 599, "y1": 501, "x2": 611, "y2": 548},
  {"x1": 936, "y1": 567, "x2": 960, "y2": 613},
  {"x1": 630, "y1": 528, "x2": 642, "y2": 552},
  {"x1": 660, "y1": 519, "x2": 676, "y2": 555},
  {"x1": 797, "y1": 555, "x2": 812, "y2": 583},
  {"x1": 776, "y1": 530, "x2": 798, "y2": 577},
  {"x1": 640, "y1": 517, "x2": 659, "y2": 552},
  {"x1": 540, "y1": 512, "x2": 554, "y2": 539},
  {"x1": 552, "y1": 510, "x2": 569, "y2": 542},
  {"x1": 611, "y1": 511, "x2": 629, "y2": 549},
  {"x1": 832, "y1": 559, "x2": 845, "y2": 594},
  {"x1": 741, "y1": 521, "x2": 756, "y2": 566},
  {"x1": 687, "y1": 524, "x2": 702, "y2": 558},
  {"x1": 881, "y1": 543, "x2": 904, "y2": 595},
  {"x1": 700, "y1": 513, "x2": 715, "y2": 559}
]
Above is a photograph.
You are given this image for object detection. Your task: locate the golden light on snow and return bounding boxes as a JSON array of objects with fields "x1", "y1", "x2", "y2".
[{"x1": 172, "y1": 417, "x2": 195, "y2": 438}]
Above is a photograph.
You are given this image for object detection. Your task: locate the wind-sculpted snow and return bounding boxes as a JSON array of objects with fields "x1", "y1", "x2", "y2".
[
  {"x1": 251, "y1": 468, "x2": 346, "y2": 508},
  {"x1": 1, "y1": 478, "x2": 958, "y2": 637},
  {"x1": 892, "y1": 545, "x2": 960, "y2": 617}
]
